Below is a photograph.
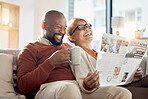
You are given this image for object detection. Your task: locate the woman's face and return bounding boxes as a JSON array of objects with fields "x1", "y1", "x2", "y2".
[{"x1": 70, "y1": 20, "x2": 93, "y2": 45}]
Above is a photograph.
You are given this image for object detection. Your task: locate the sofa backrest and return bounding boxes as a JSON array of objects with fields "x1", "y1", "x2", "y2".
[{"x1": 0, "y1": 49, "x2": 20, "y2": 66}]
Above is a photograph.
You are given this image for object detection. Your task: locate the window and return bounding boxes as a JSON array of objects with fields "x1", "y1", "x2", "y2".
[
  {"x1": 113, "y1": 0, "x2": 148, "y2": 38},
  {"x1": 0, "y1": 1, "x2": 19, "y2": 49},
  {"x1": 2, "y1": 8, "x2": 9, "y2": 25},
  {"x1": 68, "y1": 0, "x2": 74, "y2": 20}
]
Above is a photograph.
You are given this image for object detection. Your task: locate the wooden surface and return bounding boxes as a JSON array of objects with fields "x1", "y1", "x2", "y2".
[
  {"x1": 138, "y1": 38, "x2": 148, "y2": 41},
  {"x1": 0, "y1": 1, "x2": 19, "y2": 49}
]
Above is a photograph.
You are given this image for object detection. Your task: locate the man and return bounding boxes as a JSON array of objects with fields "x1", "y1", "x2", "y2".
[{"x1": 17, "y1": 10, "x2": 131, "y2": 99}]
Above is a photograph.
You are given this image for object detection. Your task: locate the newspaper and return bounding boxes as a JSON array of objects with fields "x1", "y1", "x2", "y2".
[{"x1": 96, "y1": 34, "x2": 148, "y2": 86}]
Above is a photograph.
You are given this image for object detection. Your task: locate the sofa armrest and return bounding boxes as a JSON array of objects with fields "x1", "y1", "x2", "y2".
[{"x1": 126, "y1": 87, "x2": 148, "y2": 99}]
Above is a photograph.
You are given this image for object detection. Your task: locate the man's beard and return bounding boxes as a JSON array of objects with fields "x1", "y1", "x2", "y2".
[{"x1": 47, "y1": 33, "x2": 64, "y2": 46}]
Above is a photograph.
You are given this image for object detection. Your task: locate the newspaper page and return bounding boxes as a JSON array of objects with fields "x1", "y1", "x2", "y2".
[{"x1": 96, "y1": 34, "x2": 148, "y2": 86}]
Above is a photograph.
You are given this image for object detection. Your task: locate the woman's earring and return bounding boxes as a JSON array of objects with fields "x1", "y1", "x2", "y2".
[
  {"x1": 42, "y1": 22, "x2": 46, "y2": 31},
  {"x1": 69, "y1": 36, "x2": 75, "y2": 42},
  {"x1": 71, "y1": 38, "x2": 75, "y2": 42}
]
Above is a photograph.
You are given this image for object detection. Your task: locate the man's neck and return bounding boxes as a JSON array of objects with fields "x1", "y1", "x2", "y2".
[{"x1": 38, "y1": 37, "x2": 53, "y2": 45}]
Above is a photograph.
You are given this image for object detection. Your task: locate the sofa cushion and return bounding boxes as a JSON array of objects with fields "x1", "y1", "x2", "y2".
[
  {"x1": 0, "y1": 53, "x2": 26, "y2": 99},
  {"x1": 0, "y1": 49, "x2": 21, "y2": 93},
  {"x1": 0, "y1": 53, "x2": 16, "y2": 97}
]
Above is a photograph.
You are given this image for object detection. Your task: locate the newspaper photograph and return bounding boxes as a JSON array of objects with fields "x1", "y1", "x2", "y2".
[{"x1": 96, "y1": 34, "x2": 148, "y2": 86}]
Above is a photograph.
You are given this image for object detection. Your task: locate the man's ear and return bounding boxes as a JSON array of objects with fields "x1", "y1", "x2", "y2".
[{"x1": 42, "y1": 22, "x2": 46, "y2": 31}]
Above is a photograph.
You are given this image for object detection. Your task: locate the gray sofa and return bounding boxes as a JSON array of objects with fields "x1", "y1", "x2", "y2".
[{"x1": 0, "y1": 49, "x2": 148, "y2": 99}]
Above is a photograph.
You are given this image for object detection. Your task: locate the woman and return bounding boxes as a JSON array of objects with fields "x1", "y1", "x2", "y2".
[
  {"x1": 67, "y1": 18, "x2": 99, "y2": 93},
  {"x1": 66, "y1": 18, "x2": 146, "y2": 99}
]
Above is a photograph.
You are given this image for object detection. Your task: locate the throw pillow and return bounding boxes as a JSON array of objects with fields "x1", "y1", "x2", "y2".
[{"x1": 0, "y1": 53, "x2": 20, "y2": 98}]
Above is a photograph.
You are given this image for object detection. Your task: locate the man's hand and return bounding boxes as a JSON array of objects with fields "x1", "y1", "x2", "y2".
[
  {"x1": 133, "y1": 68, "x2": 143, "y2": 81},
  {"x1": 48, "y1": 49, "x2": 70, "y2": 65},
  {"x1": 84, "y1": 70, "x2": 100, "y2": 89}
]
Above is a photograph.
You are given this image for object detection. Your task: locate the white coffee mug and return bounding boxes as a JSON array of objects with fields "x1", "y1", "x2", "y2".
[{"x1": 69, "y1": 46, "x2": 81, "y2": 66}]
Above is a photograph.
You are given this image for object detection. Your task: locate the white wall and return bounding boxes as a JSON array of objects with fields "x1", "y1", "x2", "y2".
[
  {"x1": 19, "y1": 0, "x2": 34, "y2": 49},
  {"x1": 0, "y1": 0, "x2": 21, "y2": 5}
]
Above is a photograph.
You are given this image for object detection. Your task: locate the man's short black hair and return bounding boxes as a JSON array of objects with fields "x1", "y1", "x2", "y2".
[{"x1": 43, "y1": 10, "x2": 65, "y2": 22}]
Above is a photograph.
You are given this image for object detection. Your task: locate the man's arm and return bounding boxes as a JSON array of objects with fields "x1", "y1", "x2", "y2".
[
  {"x1": 17, "y1": 45, "x2": 70, "y2": 95},
  {"x1": 17, "y1": 47, "x2": 55, "y2": 95}
]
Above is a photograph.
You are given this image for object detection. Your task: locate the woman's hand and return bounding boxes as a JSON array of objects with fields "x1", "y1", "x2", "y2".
[
  {"x1": 84, "y1": 70, "x2": 100, "y2": 90},
  {"x1": 133, "y1": 68, "x2": 143, "y2": 82}
]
